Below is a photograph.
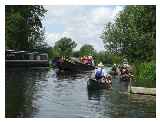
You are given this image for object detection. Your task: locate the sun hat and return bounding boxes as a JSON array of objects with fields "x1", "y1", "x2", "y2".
[{"x1": 98, "y1": 62, "x2": 104, "y2": 67}]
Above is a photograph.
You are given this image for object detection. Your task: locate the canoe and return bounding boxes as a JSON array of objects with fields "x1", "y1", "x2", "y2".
[
  {"x1": 87, "y1": 78, "x2": 111, "y2": 90},
  {"x1": 53, "y1": 57, "x2": 95, "y2": 71},
  {"x1": 120, "y1": 75, "x2": 130, "y2": 81}
]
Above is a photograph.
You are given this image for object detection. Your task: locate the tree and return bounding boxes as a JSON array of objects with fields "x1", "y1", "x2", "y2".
[
  {"x1": 79, "y1": 44, "x2": 96, "y2": 56},
  {"x1": 102, "y1": 5, "x2": 156, "y2": 62},
  {"x1": 53, "y1": 37, "x2": 77, "y2": 57},
  {"x1": 5, "y1": 5, "x2": 47, "y2": 50},
  {"x1": 72, "y1": 51, "x2": 80, "y2": 58}
]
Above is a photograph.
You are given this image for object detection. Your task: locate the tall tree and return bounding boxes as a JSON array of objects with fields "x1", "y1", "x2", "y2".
[
  {"x1": 102, "y1": 5, "x2": 156, "y2": 62},
  {"x1": 79, "y1": 44, "x2": 96, "y2": 56},
  {"x1": 53, "y1": 37, "x2": 77, "y2": 57},
  {"x1": 5, "y1": 5, "x2": 47, "y2": 50}
]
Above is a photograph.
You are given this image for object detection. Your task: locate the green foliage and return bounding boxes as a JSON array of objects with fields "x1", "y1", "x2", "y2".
[
  {"x1": 79, "y1": 44, "x2": 96, "y2": 57},
  {"x1": 47, "y1": 47, "x2": 55, "y2": 59},
  {"x1": 102, "y1": 5, "x2": 156, "y2": 62},
  {"x1": 52, "y1": 37, "x2": 77, "y2": 57},
  {"x1": 72, "y1": 51, "x2": 80, "y2": 58},
  {"x1": 94, "y1": 51, "x2": 106, "y2": 65},
  {"x1": 93, "y1": 51, "x2": 122, "y2": 65},
  {"x1": 5, "y1": 5, "x2": 47, "y2": 50},
  {"x1": 109, "y1": 54, "x2": 122, "y2": 64},
  {"x1": 133, "y1": 61, "x2": 156, "y2": 88}
]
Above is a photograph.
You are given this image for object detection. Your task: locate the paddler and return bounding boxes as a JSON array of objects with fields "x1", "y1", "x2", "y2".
[{"x1": 95, "y1": 62, "x2": 107, "y2": 80}]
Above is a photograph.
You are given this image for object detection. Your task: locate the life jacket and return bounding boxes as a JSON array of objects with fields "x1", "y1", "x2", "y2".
[{"x1": 95, "y1": 68, "x2": 103, "y2": 78}]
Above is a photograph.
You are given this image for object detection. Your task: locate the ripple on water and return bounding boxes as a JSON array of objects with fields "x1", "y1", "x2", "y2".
[{"x1": 5, "y1": 68, "x2": 156, "y2": 118}]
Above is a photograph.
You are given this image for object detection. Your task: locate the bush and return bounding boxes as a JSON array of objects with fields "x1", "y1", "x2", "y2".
[
  {"x1": 133, "y1": 61, "x2": 156, "y2": 88},
  {"x1": 110, "y1": 55, "x2": 123, "y2": 64},
  {"x1": 94, "y1": 52, "x2": 122, "y2": 66}
]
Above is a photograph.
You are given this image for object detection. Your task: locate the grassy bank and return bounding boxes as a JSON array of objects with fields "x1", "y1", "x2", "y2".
[{"x1": 133, "y1": 61, "x2": 156, "y2": 88}]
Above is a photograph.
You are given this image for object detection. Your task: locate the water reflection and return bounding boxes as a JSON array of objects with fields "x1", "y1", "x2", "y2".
[
  {"x1": 5, "y1": 68, "x2": 49, "y2": 117},
  {"x1": 5, "y1": 68, "x2": 156, "y2": 118},
  {"x1": 87, "y1": 89, "x2": 102, "y2": 101}
]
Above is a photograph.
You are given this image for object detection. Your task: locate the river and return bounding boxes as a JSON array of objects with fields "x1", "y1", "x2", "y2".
[{"x1": 5, "y1": 67, "x2": 156, "y2": 118}]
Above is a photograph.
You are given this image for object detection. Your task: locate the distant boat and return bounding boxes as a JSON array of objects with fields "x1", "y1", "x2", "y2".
[{"x1": 53, "y1": 57, "x2": 95, "y2": 72}]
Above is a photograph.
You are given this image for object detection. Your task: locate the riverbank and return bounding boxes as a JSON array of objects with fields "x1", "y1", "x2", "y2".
[
  {"x1": 133, "y1": 61, "x2": 156, "y2": 88},
  {"x1": 128, "y1": 85, "x2": 156, "y2": 96}
]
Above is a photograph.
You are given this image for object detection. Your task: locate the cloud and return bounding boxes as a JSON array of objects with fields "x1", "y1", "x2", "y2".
[
  {"x1": 111, "y1": 6, "x2": 124, "y2": 21},
  {"x1": 43, "y1": 6, "x2": 124, "y2": 52}
]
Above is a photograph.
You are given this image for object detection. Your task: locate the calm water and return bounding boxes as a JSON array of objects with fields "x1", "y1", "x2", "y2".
[{"x1": 5, "y1": 67, "x2": 156, "y2": 118}]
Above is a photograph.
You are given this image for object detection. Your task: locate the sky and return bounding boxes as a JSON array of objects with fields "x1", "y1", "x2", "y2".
[{"x1": 42, "y1": 6, "x2": 124, "y2": 52}]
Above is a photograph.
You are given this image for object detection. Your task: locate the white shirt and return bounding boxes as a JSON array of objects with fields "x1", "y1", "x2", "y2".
[{"x1": 95, "y1": 67, "x2": 107, "y2": 77}]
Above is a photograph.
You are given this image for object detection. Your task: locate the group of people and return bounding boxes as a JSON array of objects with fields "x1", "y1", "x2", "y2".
[
  {"x1": 80, "y1": 56, "x2": 94, "y2": 65},
  {"x1": 94, "y1": 58, "x2": 132, "y2": 84}
]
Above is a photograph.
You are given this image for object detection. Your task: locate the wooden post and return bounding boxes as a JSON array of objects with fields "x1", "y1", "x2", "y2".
[{"x1": 128, "y1": 74, "x2": 133, "y2": 93}]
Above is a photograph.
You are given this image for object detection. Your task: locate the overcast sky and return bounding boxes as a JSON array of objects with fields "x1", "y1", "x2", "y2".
[{"x1": 42, "y1": 6, "x2": 124, "y2": 52}]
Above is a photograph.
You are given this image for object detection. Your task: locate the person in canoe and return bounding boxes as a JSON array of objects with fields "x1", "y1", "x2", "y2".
[
  {"x1": 95, "y1": 62, "x2": 106, "y2": 80},
  {"x1": 95, "y1": 62, "x2": 112, "y2": 85},
  {"x1": 111, "y1": 63, "x2": 118, "y2": 75}
]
